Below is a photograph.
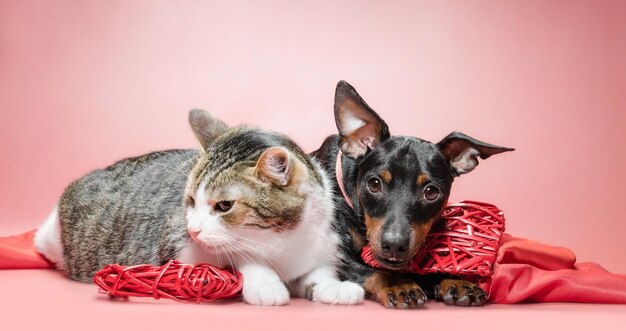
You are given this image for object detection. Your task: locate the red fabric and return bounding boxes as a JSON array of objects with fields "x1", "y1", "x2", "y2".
[
  {"x1": 2, "y1": 230, "x2": 626, "y2": 304},
  {"x1": 0, "y1": 230, "x2": 53, "y2": 269},
  {"x1": 482, "y1": 234, "x2": 626, "y2": 303}
]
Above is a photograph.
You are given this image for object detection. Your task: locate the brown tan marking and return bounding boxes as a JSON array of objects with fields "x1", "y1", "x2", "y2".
[
  {"x1": 364, "y1": 214, "x2": 384, "y2": 254},
  {"x1": 417, "y1": 174, "x2": 429, "y2": 186},
  {"x1": 407, "y1": 204, "x2": 446, "y2": 258},
  {"x1": 407, "y1": 217, "x2": 437, "y2": 257},
  {"x1": 380, "y1": 170, "x2": 392, "y2": 183},
  {"x1": 221, "y1": 204, "x2": 258, "y2": 228},
  {"x1": 349, "y1": 228, "x2": 366, "y2": 251},
  {"x1": 235, "y1": 192, "x2": 303, "y2": 233},
  {"x1": 411, "y1": 217, "x2": 436, "y2": 241}
]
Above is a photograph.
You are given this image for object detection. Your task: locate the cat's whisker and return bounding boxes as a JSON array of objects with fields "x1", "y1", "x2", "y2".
[
  {"x1": 233, "y1": 237, "x2": 292, "y2": 266},
  {"x1": 233, "y1": 235, "x2": 291, "y2": 256},
  {"x1": 228, "y1": 241, "x2": 265, "y2": 270},
  {"x1": 224, "y1": 239, "x2": 270, "y2": 268},
  {"x1": 227, "y1": 251, "x2": 238, "y2": 272},
  {"x1": 215, "y1": 241, "x2": 224, "y2": 268},
  {"x1": 233, "y1": 232, "x2": 290, "y2": 251},
  {"x1": 232, "y1": 243, "x2": 267, "y2": 261},
  {"x1": 221, "y1": 241, "x2": 237, "y2": 271},
  {"x1": 233, "y1": 243, "x2": 257, "y2": 263},
  {"x1": 230, "y1": 239, "x2": 279, "y2": 270},
  {"x1": 228, "y1": 242, "x2": 257, "y2": 267}
]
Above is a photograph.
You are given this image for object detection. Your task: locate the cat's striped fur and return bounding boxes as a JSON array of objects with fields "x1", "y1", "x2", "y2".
[{"x1": 35, "y1": 109, "x2": 364, "y2": 306}]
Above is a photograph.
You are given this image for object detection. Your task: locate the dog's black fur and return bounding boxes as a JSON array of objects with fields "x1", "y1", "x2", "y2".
[{"x1": 310, "y1": 81, "x2": 514, "y2": 309}]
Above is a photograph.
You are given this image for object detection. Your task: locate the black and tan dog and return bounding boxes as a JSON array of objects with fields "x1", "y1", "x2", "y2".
[{"x1": 310, "y1": 81, "x2": 513, "y2": 309}]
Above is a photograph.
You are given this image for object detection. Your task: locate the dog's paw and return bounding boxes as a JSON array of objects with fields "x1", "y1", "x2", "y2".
[
  {"x1": 380, "y1": 281, "x2": 428, "y2": 309},
  {"x1": 312, "y1": 281, "x2": 365, "y2": 305},
  {"x1": 434, "y1": 279, "x2": 487, "y2": 307},
  {"x1": 367, "y1": 273, "x2": 427, "y2": 309},
  {"x1": 242, "y1": 279, "x2": 290, "y2": 306}
]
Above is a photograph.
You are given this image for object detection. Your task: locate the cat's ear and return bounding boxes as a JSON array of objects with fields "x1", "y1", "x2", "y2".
[
  {"x1": 256, "y1": 147, "x2": 292, "y2": 186},
  {"x1": 188, "y1": 109, "x2": 229, "y2": 151},
  {"x1": 334, "y1": 80, "x2": 390, "y2": 159},
  {"x1": 437, "y1": 131, "x2": 514, "y2": 176}
]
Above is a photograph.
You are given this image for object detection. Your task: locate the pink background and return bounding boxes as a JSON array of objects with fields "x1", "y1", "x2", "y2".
[{"x1": 1, "y1": 1, "x2": 626, "y2": 328}]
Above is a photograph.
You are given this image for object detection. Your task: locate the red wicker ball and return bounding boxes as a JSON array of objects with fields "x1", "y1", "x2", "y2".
[
  {"x1": 93, "y1": 260, "x2": 242, "y2": 303},
  {"x1": 361, "y1": 200, "x2": 505, "y2": 277}
]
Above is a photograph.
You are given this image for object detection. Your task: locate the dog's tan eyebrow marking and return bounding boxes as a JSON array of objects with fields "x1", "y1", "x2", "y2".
[
  {"x1": 380, "y1": 170, "x2": 392, "y2": 183},
  {"x1": 417, "y1": 174, "x2": 429, "y2": 186}
]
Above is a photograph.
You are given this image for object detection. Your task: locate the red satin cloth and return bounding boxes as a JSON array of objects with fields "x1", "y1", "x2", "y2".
[
  {"x1": 480, "y1": 234, "x2": 626, "y2": 303},
  {"x1": 2, "y1": 230, "x2": 626, "y2": 304},
  {"x1": 0, "y1": 230, "x2": 53, "y2": 269}
]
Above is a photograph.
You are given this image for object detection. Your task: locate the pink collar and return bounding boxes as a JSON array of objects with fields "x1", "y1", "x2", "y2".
[{"x1": 335, "y1": 150, "x2": 355, "y2": 210}]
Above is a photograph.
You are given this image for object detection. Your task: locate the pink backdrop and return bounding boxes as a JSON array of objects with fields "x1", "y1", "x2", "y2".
[{"x1": 1, "y1": 0, "x2": 625, "y2": 281}]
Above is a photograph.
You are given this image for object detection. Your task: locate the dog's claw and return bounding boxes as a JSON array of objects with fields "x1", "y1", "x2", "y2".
[
  {"x1": 456, "y1": 295, "x2": 470, "y2": 306},
  {"x1": 472, "y1": 291, "x2": 487, "y2": 306},
  {"x1": 403, "y1": 292, "x2": 412, "y2": 305},
  {"x1": 408, "y1": 290, "x2": 417, "y2": 303},
  {"x1": 388, "y1": 292, "x2": 397, "y2": 307},
  {"x1": 416, "y1": 295, "x2": 425, "y2": 305},
  {"x1": 443, "y1": 286, "x2": 457, "y2": 305},
  {"x1": 436, "y1": 279, "x2": 487, "y2": 307}
]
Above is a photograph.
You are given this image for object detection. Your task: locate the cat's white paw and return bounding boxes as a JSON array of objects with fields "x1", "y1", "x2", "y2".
[
  {"x1": 313, "y1": 281, "x2": 365, "y2": 305},
  {"x1": 243, "y1": 279, "x2": 290, "y2": 306}
]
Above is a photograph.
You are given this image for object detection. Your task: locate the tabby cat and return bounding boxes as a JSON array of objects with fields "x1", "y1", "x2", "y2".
[{"x1": 34, "y1": 109, "x2": 364, "y2": 306}]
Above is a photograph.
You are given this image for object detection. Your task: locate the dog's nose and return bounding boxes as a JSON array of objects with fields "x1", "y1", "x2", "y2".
[{"x1": 380, "y1": 233, "x2": 410, "y2": 259}]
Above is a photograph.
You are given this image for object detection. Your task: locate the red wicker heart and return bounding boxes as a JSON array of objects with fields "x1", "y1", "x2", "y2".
[
  {"x1": 94, "y1": 260, "x2": 242, "y2": 303},
  {"x1": 361, "y1": 200, "x2": 505, "y2": 277}
]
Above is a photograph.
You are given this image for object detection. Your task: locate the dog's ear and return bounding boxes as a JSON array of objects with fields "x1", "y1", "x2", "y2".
[
  {"x1": 437, "y1": 132, "x2": 514, "y2": 176},
  {"x1": 334, "y1": 80, "x2": 390, "y2": 159},
  {"x1": 189, "y1": 109, "x2": 229, "y2": 151}
]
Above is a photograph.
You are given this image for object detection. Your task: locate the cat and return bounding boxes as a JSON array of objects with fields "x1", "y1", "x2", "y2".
[{"x1": 34, "y1": 109, "x2": 364, "y2": 306}]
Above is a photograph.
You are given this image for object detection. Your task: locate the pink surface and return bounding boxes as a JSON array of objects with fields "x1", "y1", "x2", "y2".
[
  {"x1": 7, "y1": 229, "x2": 626, "y2": 306},
  {"x1": 1, "y1": 0, "x2": 626, "y2": 328},
  {"x1": 1, "y1": 269, "x2": 626, "y2": 330}
]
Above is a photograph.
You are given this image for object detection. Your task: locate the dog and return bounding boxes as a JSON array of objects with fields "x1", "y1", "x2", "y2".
[{"x1": 310, "y1": 81, "x2": 514, "y2": 309}]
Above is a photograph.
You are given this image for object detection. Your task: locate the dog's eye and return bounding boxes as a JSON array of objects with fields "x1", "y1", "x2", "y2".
[
  {"x1": 423, "y1": 186, "x2": 440, "y2": 201},
  {"x1": 215, "y1": 200, "x2": 235, "y2": 212},
  {"x1": 366, "y1": 177, "x2": 382, "y2": 193}
]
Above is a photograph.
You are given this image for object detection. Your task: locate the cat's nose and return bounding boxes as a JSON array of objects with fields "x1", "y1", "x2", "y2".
[{"x1": 188, "y1": 229, "x2": 200, "y2": 240}]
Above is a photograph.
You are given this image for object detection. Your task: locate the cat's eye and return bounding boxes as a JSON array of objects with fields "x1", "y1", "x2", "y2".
[
  {"x1": 423, "y1": 185, "x2": 440, "y2": 201},
  {"x1": 366, "y1": 177, "x2": 382, "y2": 193},
  {"x1": 215, "y1": 200, "x2": 235, "y2": 212}
]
